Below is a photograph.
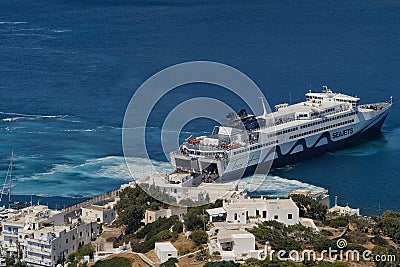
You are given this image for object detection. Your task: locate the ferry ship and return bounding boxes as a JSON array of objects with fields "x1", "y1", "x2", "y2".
[{"x1": 170, "y1": 86, "x2": 392, "y2": 180}]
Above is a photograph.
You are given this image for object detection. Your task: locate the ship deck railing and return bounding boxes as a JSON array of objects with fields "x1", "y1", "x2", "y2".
[
  {"x1": 249, "y1": 106, "x2": 353, "y2": 131},
  {"x1": 359, "y1": 102, "x2": 391, "y2": 111},
  {"x1": 183, "y1": 143, "x2": 245, "y2": 152}
]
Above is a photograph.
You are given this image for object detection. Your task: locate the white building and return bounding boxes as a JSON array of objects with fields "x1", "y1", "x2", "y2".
[
  {"x1": 143, "y1": 206, "x2": 187, "y2": 225},
  {"x1": 289, "y1": 189, "x2": 330, "y2": 208},
  {"x1": 24, "y1": 221, "x2": 98, "y2": 266},
  {"x1": 328, "y1": 196, "x2": 360, "y2": 216},
  {"x1": 140, "y1": 174, "x2": 190, "y2": 200},
  {"x1": 216, "y1": 230, "x2": 262, "y2": 261},
  {"x1": 329, "y1": 205, "x2": 360, "y2": 216},
  {"x1": 81, "y1": 206, "x2": 115, "y2": 225},
  {"x1": 154, "y1": 242, "x2": 178, "y2": 263},
  {"x1": 1, "y1": 205, "x2": 66, "y2": 258},
  {"x1": 207, "y1": 197, "x2": 299, "y2": 225},
  {"x1": 0, "y1": 205, "x2": 98, "y2": 267}
]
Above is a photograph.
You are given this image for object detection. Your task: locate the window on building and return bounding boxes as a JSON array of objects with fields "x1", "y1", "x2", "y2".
[
  {"x1": 168, "y1": 254, "x2": 172, "y2": 257},
  {"x1": 288, "y1": 214, "x2": 293, "y2": 220},
  {"x1": 263, "y1": 211, "x2": 267, "y2": 218},
  {"x1": 234, "y1": 213, "x2": 237, "y2": 220},
  {"x1": 274, "y1": 215, "x2": 278, "y2": 220}
]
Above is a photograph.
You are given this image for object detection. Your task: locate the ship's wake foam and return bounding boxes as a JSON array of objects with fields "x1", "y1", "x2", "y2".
[
  {"x1": 10, "y1": 154, "x2": 323, "y2": 199},
  {"x1": 238, "y1": 174, "x2": 325, "y2": 198},
  {"x1": 10, "y1": 156, "x2": 174, "y2": 198}
]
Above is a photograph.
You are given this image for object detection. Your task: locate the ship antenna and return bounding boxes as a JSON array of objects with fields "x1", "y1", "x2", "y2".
[{"x1": 260, "y1": 96, "x2": 268, "y2": 116}]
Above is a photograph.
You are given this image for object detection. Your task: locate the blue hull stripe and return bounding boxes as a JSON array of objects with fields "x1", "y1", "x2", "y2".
[{"x1": 240, "y1": 113, "x2": 388, "y2": 176}]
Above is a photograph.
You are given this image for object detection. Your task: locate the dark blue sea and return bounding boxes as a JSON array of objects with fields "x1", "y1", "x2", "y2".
[{"x1": 0, "y1": 0, "x2": 399, "y2": 215}]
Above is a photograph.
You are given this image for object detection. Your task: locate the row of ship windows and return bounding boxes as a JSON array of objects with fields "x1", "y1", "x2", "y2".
[
  {"x1": 310, "y1": 107, "x2": 335, "y2": 117},
  {"x1": 300, "y1": 111, "x2": 357, "y2": 129},
  {"x1": 289, "y1": 119, "x2": 355, "y2": 140},
  {"x1": 268, "y1": 127, "x2": 298, "y2": 138},
  {"x1": 233, "y1": 140, "x2": 279, "y2": 155},
  {"x1": 267, "y1": 111, "x2": 358, "y2": 138}
]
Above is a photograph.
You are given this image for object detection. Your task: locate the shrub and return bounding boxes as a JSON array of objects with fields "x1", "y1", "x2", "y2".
[
  {"x1": 178, "y1": 247, "x2": 191, "y2": 256},
  {"x1": 346, "y1": 230, "x2": 368, "y2": 244},
  {"x1": 196, "y1": 248, "x2": 208, "y2": 261},
  {"x1": 155, "y1": 230, "x2": 172, "y2": 241},
  {"x1": 93, "y1": 257, "x2": 131, "y2": 267},
  {"x1": 160, "y1": 257, "x2": 178, "y2": 267},
  {"x1": 323, "y1": 217, "x2": 349, "y2": 228},
  {"x1": 375, "y1": 210, "x2": 400, "y2": 244},
  {"x1": 173, "y1": 222, "x2": 184, "y2": 233},
  {"x1": 204, "y1": 261, "x2": 240, "y2": 267},
  {"x1": 320, "y1": 229, "x2": 333, "y2": 236},
  {"x1": 132, "y1": 237, "x2": 157, "y2": 253},
  {"x1": 370, "y1": 235, "x2": 388, "y2": 246},
  {"x1": 135, "y1": 216, "x2": 178, "y2": 239},
  {"x1": 68, "y1": 244, "x2": 95, "y2": 265}
]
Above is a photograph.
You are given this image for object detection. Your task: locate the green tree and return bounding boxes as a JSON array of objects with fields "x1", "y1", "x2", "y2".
[
  {"x1": 375, "y1": 210, "x2": 400, "y2": 244},
  {"x1": 3, "y1": 256, "x2": 29, "y2": 267},
  {"x1": 190, "y1": 229, "x2": 208, "y2": 246},
  {"x1": 184, "y1": 208, "x2": 206, "y2": 231},
  {"x1": 67, "y1": 244, "x2": 95, "y2": 266},
  {"x1": 115, "y1": 186, "x2": 166, "y2": 234},
  {"x1": 172, "y1": 221, "x2": 183, "y2": 233},
  {"x1": 291, "y1": 194, "x2": 327, "y2": 221},
  {"x1": 132, "y1": 216, "x2": 179, "y2": 253}
]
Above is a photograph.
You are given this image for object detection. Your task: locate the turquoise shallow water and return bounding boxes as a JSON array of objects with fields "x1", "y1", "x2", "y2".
[{"x1": 0, "y1": 0, "x2": 399, "y2": 215}]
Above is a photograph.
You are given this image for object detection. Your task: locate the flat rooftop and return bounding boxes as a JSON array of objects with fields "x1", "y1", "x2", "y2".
[
  {"x1": 226, "y1": 197, "x2": 298, "y2": 209},
  {"x1": 217, "y1": 229, "x2": 250, "y2": 243},
  {"x1": 155, "y1": 242, "x2": 177, "y2": 251}
]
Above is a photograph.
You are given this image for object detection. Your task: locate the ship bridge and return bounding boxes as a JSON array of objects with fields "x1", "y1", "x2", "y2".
[{"x1": 305, "y1": 86, "x2": 360, "y2": 107}]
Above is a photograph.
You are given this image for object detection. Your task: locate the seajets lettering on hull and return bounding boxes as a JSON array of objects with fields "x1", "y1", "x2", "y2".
[{"x1": 332, "y1": 128, "x2": 354, "y2": 139}]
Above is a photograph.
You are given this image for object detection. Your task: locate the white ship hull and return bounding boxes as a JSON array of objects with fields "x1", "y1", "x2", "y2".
[
  {"x1": 170, "y1": 87, "x2": 392, "y2": 181},
  {"x1": 220, "y1": 107, "x2": 389, "y2": 180}
]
